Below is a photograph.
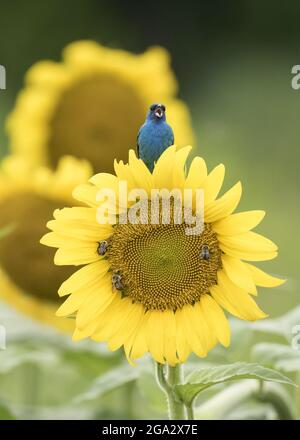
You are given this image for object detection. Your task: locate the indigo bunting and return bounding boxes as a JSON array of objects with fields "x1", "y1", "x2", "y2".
[{"x1": 137, "y1": 103, "x2": 174, "y2": 172}]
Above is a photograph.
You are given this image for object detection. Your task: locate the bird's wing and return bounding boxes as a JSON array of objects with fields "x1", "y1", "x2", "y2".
[
  {"x1": 171, "y1": 131, "x2": 175, "y2": 145},
  {"x1": 136, "y1": 128, "x2": 141, "y2": 158},
  {"x1": 168, "y1": 125, "x2": 175, "y2": 146}
]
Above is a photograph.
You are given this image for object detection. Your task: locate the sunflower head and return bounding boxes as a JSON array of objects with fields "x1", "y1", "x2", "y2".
[
  {"x1": 41, "y1": 146, "x2": 285, "y2": 365},
  {"x1": 0, "y1": 154, "x2": 92, "y2": 331},
  {"x1": 7, "y1": 41, "x2": 194, "y2": 173}
]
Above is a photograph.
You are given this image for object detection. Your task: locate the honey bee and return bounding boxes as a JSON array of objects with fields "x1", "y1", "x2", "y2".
[
  {"x1": 200, "y1": 245, "x2": 210, "y2": 261},
  {"x1": 112, "y1": 273, "x2": 124, "y2": 291},
  {"x1": 97, "y1": 240, "x2": 108, "y2": 256}
]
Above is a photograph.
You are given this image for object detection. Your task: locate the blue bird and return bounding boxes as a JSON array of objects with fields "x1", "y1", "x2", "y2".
[{"x1": 137, "y1": 103, "x2": 174, "y2": 172}]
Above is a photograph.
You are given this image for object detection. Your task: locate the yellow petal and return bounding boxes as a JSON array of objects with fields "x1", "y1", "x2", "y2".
[
  {"x1": 72, "y1": 327, "x2": 94, "y2": 341},
  {"x1": 89, "y1": 172, "x2": 119, "y2": 190},
  {"x1": 92, "y1": 295, "x2": 129, "y2": 341},
  {"x1": 72, "y1": 183, "x2": 99, "y2": 207},
  {"x1": 220, "y1": 244, "x2": 277, "y2": 262},
  {"x1": 187, "y1": 303, "x2": 211, "y2": 353},
  {"x1": 153, "y1": 146, "x2": 177, "y2": 189},
  {"x1": 194, "y1": 302, "x2": 216, "y2": 351},
  {"x1": 200, "y1": 295, "x2": 230, "y2": 347},
  {"x1": 173, "y1": 146, "x2": 192, "y2": 188},
  {"x1": 176, "y1": 305, "x2": 206, "y2": 357},
  {"x1": 128, "y1": 314, "x2": 149, "y2": 362},
  {"x1": 185, "y1": 156, "x2": 207, "y2": 189},
  {"x1": 219, "y1": 231, "x2": 278, "y2": 261},
  {"x1": 163, "y1": 310, "x2": 177, "y2": 366},
  {"x1": 53, "y1": 207, "x2": 97, "y2": 221},
  {"x1": 107, "y1": 300, "x2": 144, "y2": 351},
  {"x1": 202, "y1": 164, "x2": 225, "y2": 204},
  {"x1": 58, "y1": 260, "x2": 109, "y2": 296},
  {"x1": 76, "y1": 276, "x2": 114, "y2": 329},
  {"x1": 222, "y1": 254, "x2": 257, "y2": 294},
  {"x1": 47, "y1": 219, "x2": 112, "y2": 241},
  {"x1": 205, "y1": 181, "x2": 242, "y2": 222},
  {"x1": 211, "y1": 271, "x2": 267, "y2": 321},
  {"x1": 54, "y1": 245, "x2": 99, "y2": 266},
  {"x1": 114, "y1": 160, "x2": 136, "y2": 189},
  {"x1": 146, "y1": 310, "x2": 165, "y2": 363},
  {"x1": 213, "y1": 210, "x2": 265, "y2": 235},
  {"x1": 41, "y1": 232, "x2": 91, "y2": 248},
  {"x1": 128, "y1": 149, "x2": 153, "y2": 193},
  {"x1": 244, "y1": 263, "x2": 286, "y2": 287},
  {"x1": 175, "y1": 310, "x2": 190, "y2": 363},
  {"x1": 57, "y1": 289, "x2": 92, "y2": 317}
]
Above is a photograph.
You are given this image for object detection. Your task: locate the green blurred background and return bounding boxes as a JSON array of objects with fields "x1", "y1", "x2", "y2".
[{"x1": 0, "y1": 0, "x2": 299, "y2": 420}]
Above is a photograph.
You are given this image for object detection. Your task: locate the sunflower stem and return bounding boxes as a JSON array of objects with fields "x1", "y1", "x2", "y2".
[
  {"x1": 255, "y1": 382, "x2": 295, "y2": 420},
  {"x1": 186, "y1": 404, "x2": 194, "y2": 420},
  {"x1": 155, "y1": 363, "x2": 187, "y2": 420}
]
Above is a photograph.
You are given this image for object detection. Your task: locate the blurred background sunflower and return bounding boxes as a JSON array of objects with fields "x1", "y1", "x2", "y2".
[
  {"x1": 0, "y1": 0, "x2": 300, "y2": 421},
  {"x1": 6, "y1": 41, "x2": 194, "y2": 172}
]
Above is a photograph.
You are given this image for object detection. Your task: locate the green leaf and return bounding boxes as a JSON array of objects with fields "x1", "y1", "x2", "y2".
[
  {"x1": 74, "y1": 363, "x2": 140, "y2": 404},
  {"x1": 224, "y1": 401, "x2": 276, "y2": 420},
  {"x1": 252, "y1": 305, "x2": 300, "y2": 341},
  {"x1": 0, "y1": 346, "x2": 59, "y2": 374},
  {"x1": 252, "y1": 343, "x2": 300, "y2": 372},
  {"x1": 0, "y1": 401, "x2": 16, "y2": 420},
  {"x1": 175, "y1": 362, "x2": 296, "y2": 406}
]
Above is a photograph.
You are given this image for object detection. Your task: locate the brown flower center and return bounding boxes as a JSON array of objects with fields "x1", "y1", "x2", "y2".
[
  {"x1": 0, "y1": 193, "x2": 74, "y2": 303},
  {"x1": 48, "y1": 75, "x2": 145, "y2": 172},
  {"x1": 107, "y1": 220, "x2": 222, "y2": 311}
]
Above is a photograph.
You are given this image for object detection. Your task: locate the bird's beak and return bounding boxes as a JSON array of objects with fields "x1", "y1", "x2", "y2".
[{"x1": 154, "y1": 107, "x2": 163, "y2": 118}]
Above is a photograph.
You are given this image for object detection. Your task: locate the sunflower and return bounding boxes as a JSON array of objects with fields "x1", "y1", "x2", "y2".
[
  {"x1": 41, "y1": 146, "x2": 284, "y2": 364},
  {"x1": 6, "y1": 41, "x2": 194, "y2": 173},
  {"x1": 0, "y1": 154, "x2": 92, "y2": 331}
]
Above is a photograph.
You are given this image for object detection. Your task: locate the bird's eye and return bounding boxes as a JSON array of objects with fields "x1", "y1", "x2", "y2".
[{"x1": 150, "y1": 104, "x2": 157, "y2": 111}]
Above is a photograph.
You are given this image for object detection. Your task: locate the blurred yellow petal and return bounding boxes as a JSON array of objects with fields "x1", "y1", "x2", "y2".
[{"x1": 7, "y1": 41, "x2": 194, "y2": 173}]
